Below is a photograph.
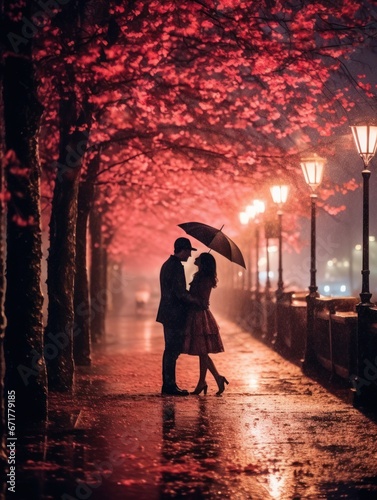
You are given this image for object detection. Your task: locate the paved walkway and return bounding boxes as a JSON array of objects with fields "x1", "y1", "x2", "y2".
[{"x1": 7, "y1": 305, "x2": 377, "y2": 500}]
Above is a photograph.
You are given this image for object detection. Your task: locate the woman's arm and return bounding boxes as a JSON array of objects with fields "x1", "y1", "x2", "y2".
[{"x1": 191, "y1": 276, "x2": 212, "y2": 309}]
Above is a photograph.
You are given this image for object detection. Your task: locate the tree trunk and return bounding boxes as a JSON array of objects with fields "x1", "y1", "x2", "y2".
[
  {"x1": 101, "y1": 244, "x2": 109, "y2": 320},
  {"x1": 0, "y1": 56, "x2": 7, "y2": 465},
  {"x1": 89, "y1": 201, "x2": 106, "y2": 342},
  {"x1": 2, "y1": 0, "x2": 48, "y2": 426},
  {"x1": 74, "y1": 153, "x2": 100, "y2": 365},
  {"x1": 44, "y1": 96, "x2": 92, "y2": 391}
]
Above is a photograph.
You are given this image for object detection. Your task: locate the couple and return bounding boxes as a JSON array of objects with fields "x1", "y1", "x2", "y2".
[{"x1": 156, "y1": 237, "x2": 228, "y2": 396}]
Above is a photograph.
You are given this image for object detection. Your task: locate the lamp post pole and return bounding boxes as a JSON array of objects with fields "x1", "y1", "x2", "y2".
[
  {"x1": 270, "y1": 185, "x2": 289, "y2": 300},
  {"x1": 300, "y1": 156, "x2": 325, "y2": 371},
  {"x1": 241, "y1": 200, "x2": 265, "y2": 333},
  {"x1": 253, "y1": 201, "x2": 265, "y2": 333},
  {"x1": 302, "y1": 193, "x2": 320, "y2": 373},
  {"x1": 360, "y1": 167, "x2": 372, "y2": 305},
  {"x1": 264, "y1": 234, "x2": 275, "y2": 341},
  {"x1": 350, "y1": 123, "x2": 377, "y2": 305},
  {"x1": 265, "y1": 236, "x2": 271, "y2": 298},
  {"x1": 255, "y1": 224, "x2": 260, "y2": 299},
  {"x1": 277, "y1": 210, "x2": 284, "y2": 297},
  {"x1": 350, "y1": 123, "x2": 377, "y2": 407},
  {"x1": 246, "y1": 234, "x2": 252, "y2": 292},
  {"x1": 354, "y1": 165, "x2": 373, "y2": 408},
  {"x1": 309, "y1": 193, "x2": 318, "y2": 297},
  {"x1": 270, "y1": 184, "x2": 289, "y2": 348},
  {"x1": 274, "y1": 210, "x2": 285, "y2": 348}
]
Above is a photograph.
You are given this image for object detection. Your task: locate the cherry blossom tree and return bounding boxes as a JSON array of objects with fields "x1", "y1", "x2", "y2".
[
  {"x1": 90, "y1": 0, "x2": 376, "y2": 263},
  {"x1": 1, "y1": 0, "x2": 48, "y2": 425},
  {"x1": 0, "y1": 0, "x2": 375, "y2": 396},
  {"x1": 41, "y1": 1, "x2": 96, "y2": 391},
  {"x1": 73, "y1": 150, "x2": 101, "y2": 364}
]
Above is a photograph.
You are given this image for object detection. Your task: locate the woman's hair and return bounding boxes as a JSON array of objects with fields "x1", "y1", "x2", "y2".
[{"x1": 195, "y1": 252, "x2": 218, "y2": 288}]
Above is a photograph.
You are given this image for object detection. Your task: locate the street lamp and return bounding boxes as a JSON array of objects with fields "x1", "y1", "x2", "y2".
[
  {"x1": 270, "y1": 185, "x2": 289, "y2": 299},
  {"x1": 300, "y1": 154, "x2": 325, "y2": 369},
  {"x1": 350, "y1": 124, "x2": 377, "y2": 408},
  {"x1": 240, "y1": 200, "x2": 265, "y2": 333},
  {"x1": 350, "y1": 124, "x2": 377, "y2": 305},
  {"x1": 300, "y1": 155, "x2": 325, "y2": 296},
  {"x1": 247, "y1": 200, "x2": 265, "y2": 298}
]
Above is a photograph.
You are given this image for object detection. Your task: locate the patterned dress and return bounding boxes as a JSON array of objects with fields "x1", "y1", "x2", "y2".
[{"x1": 182, "y1": 274, "x2": 224, "y2": 355}]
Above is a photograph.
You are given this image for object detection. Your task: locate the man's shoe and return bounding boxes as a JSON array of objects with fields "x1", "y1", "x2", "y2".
[{"x1": 161, "y1": 385, "x2": 189, "y2": 396}]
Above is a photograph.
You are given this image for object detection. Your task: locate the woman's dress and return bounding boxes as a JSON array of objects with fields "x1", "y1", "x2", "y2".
[{"x1": 182, "y1": 275, "x2": 224, "y2": 355}]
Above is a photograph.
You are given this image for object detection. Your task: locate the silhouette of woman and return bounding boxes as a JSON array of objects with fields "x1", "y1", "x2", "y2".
[{"x1": 182, "y1": 253, "x2": 229, "y2": 395}]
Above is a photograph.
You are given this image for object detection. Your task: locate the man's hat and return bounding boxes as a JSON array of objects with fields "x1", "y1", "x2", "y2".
[{"x1": 174, "y1": 237, "x2": 197, "y2": 252}]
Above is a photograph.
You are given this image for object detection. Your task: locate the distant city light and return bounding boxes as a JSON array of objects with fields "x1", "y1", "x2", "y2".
[
  {"x1": 355, "y1": 238, "x2": 376, "y2": 249},
  {"x1": 324, "y1": 285, "x2": 330, "y2": 293},
  {"x1": 253, "y1": 199, "x2": 266, "y2": 214},
  {"x1": 239, "y1": 211, "x2": 249, "y2": 225},
  {"x1": 246, "y1": 204, "x2": 256, "y2": 219},
  {"x1": 327, "y1": 260, "x2": 334, "y2": 267},
  {"x1": 340, "y1": 285, "x2": 347, "y2": 292}
]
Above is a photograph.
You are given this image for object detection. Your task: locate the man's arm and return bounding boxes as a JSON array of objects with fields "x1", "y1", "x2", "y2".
[{"x1": 174, "y1": 268, "x2": 206, "y2": 309}]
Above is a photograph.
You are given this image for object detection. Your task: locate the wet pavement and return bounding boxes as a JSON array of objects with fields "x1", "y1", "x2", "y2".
[{"x1": 4, "y1": 303, "x2": 377, "y2": 500}]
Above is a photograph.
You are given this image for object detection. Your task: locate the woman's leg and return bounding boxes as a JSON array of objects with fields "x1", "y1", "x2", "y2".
[
  {"x1": 206, "y1": 355, "x2": 220, "y2": 383},
  {"x1": 207, "y1": 356, "x2": 229, "y2": 395},
  {"x1": 191, "y1": 355, "x2": 209, "y2": 394},
  {"x1": 198, "y1": 355, "x2": 208, "y2": 385}
]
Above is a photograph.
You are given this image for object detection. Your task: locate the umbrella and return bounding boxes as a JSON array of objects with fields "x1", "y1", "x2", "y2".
[{"x1": 178, "y1": 222, "x2": 246, "y2": 269}]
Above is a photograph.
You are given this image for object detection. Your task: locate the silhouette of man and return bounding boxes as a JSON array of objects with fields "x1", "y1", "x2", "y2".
[{"x1": 156, "y1": 237, "x2": 200, "y2": 396}]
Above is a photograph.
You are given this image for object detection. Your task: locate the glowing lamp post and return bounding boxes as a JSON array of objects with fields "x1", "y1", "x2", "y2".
[
  {"x1": 301, "y1": 156, "x2": 325, "y2": 297},
  {"x1": 247, "y1": 200, "x2": 265, "y2": 299},
  {"x1": 350, "y1": 124, "x2": 377, "y2": 305},
  {"x1": 270, "y1": 185, "x2": 289, "y2": 299},
  {"x1": 301, "y1": 155, "x2": 325, "y2": 369},
  {"x1": 350, "y1": 124, "x2": 377, "y2": 408},
  {"x1": 250, "y1": 200, "x2": 265, "y2": 332},
  {"x1": 240, "y1": 200, "x2": 265, "y2": 332}
]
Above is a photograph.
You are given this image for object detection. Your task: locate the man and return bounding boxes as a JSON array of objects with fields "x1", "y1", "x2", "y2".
[{"x1": 156, "y1": 237, "x2": 201, "y2": 396}]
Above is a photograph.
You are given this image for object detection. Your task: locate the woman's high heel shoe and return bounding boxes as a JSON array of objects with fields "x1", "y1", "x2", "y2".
[
  {"x1": 190, "y1": 383, "x2": 208, "y2": 395},
  {"x1": 216, "y1": 376, "x2": 229, "y2": 396}
]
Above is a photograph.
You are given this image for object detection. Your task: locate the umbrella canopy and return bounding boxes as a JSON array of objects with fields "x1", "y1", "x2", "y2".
[{"x1": 178, "y1": 222, "x2": 246, "y2": 269}]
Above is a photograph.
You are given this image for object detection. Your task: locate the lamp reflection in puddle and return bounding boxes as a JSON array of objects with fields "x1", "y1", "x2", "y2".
[
  {"x1": 267, "y1": 472, "x2": 286, "y2": 499},
  {"x1": 141, "y1": 320, "x2": 153, "y2": 352},
  {"x1": 247, "y1": 375, "x2": 260, "y2": 391}
]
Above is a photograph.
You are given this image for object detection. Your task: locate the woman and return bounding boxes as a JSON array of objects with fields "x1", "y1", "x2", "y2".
[{"x1": 182, "y1": 252, "x2": 229, "y2": 396}]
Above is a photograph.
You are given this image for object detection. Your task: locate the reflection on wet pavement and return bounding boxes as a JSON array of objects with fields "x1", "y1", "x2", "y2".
[{"x1": 4, "y1": 309, "x2": 377, "y2": 499}]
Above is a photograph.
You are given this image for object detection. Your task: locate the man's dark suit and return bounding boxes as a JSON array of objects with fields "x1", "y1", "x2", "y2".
[{"x1": 156, "y1": 255, "x2": 195, "y2": 390}]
